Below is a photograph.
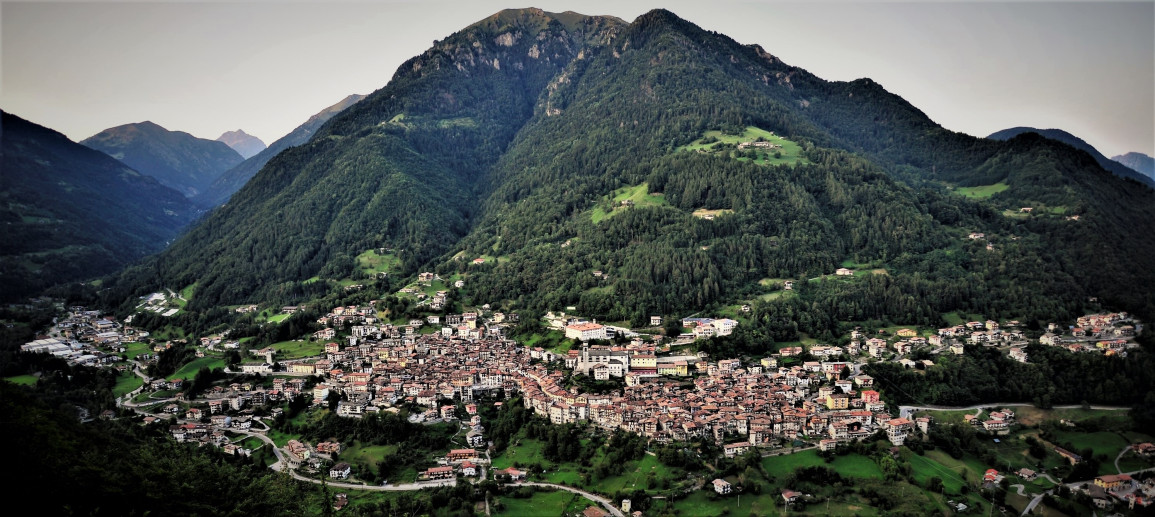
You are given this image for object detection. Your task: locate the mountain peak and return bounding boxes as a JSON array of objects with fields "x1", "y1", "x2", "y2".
[
  {"x1": 988, "y1": 126, "x2": 1154, "y2": 187},
  {"x1": 216, "y1": 129, "x2": 266, "y2": 159}
]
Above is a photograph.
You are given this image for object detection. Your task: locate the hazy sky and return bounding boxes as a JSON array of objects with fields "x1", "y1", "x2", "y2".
[{"x1": 3, "y1": 1, "x2": 1152, "y2": 157}]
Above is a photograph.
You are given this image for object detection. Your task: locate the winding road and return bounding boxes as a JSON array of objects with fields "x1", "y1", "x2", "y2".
[
  {"x1": 521, "y1": 482, "x2": 625, "y2": 517},
  {"x1": 899, "y1": 403, "x2": 1130, "y2": 420}
]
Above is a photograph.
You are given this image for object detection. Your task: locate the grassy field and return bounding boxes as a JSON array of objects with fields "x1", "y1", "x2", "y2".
[
  {"x1": 953, "y1": 182, "x2": 1008, "y2": 199},
  {"x1": 1118, "y1": 450, "x2": 1155, "y2": 473},
  {"x1": 922, "y1": 449, "x2": 990, "y2": 485},
  {"x1": 342, "y1": 441, "x2": 398, "y2": 476},
  {"x1": 494, "y1": 489, "x2": 579, "y2": 517},
  {"x1": 1011, "y1": 406, "x2": 1128, "y2": 427},
  {"x1": 908, "y1": 452, "x2": 970, "y2": 493},
  {"x1": 170, "y1": 356, "x2": 225, "y2": 380},
  {"x1": 596, "y1": 453, "x2": 685, "y2": 494},
  {"x1": 762, "y1": 449, "x2": 884, "y2": 479},
  {"x1": 3, "y1": 374, "x2": 37, "y2": 386},
  {"x1": 356, "y1": 249, "x2": 401, "y2": 276},
  {"x1": 122, "y1": 341, "x2": 151, "y2": 358},
  {"x1": 516, "y1": 330, "x2": 571, "y2": 354},
  {"x1": 113, "y1": 370, "x2": 144, "y2": 396},
  {"x1": 691, "y1": 208, "x2": 735, "y2": 219},
  {"x1": 591, "y1": 182, "x2": 670, "y2": 223},
  {"x1": 678, "y1": 126, "x2": 809, "y2": 167},
  {"x1": 269, "y1": 340, "x2": 326, "y2": 360},
  {"x1": 941, "y1": 311, "x2": 985, "y2": 326},
  {"x1": 265, "y1": 428, "x2": 301, "y2": 447},
  {"x1": 1050, "y1": 430, "x2": 1130, "y2": 458}
]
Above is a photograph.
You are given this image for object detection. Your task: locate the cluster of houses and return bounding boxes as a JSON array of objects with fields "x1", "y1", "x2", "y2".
[
  {"x1": 1038, "y1": 312, "x2": 1139, "y2": 356},
  {"x1": 21, "y1": 307, "x2": 151, "y2": 367}
]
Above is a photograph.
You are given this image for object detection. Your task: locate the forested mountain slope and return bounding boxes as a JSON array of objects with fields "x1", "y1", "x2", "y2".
[
  {"x1": 0, "y1": 111, "x2": 197, "y2": 301},
  {"x1": 989, "y1": 126, "x2": 1154, "y2": 187},
  {"x1": 103, "y1": 9, "x2": 627, "y2": 311},
  {"x1": 99, "y1": 9, "x2": 1155, "y2": 329},
  {"x1": 195, "y1": 94, "x2": 366, "y2": 207}
]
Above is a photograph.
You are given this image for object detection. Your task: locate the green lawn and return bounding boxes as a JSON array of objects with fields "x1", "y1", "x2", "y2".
[
  {"x1": 491, "y1": 438, "x2": 549, "y2": 470},
  {"x1": 3, "y1": 374, "x2": 37, "y2": 386},
  {"x1": 266, "y1": 428, "x2": 301, "y2": 448},
  {"x1": 516, "y1": 330, "x2": 572, "y2": 355},
  {"x1": 341, "y1": 441, "x2": 398, "y2": 476},
  {"x1": 269, "y1": 340, "x2": 326, "y2": 359},
  {"x1": 594, "y1": 453, "x2": 685, "y2": 494},
  {"x1": 356, "y1": 249, "x2": 401, "y2": 276},
  {"x1": 908, "y1": 452, "x2": 970, "y2": 494},
  {"x1": 113, "y1": 370, "x2": 144, "y2": 396},
  {"x1": 1050, "y1": 430, "x2": 1130, "y2": 459},
  {"x1": 761, "y1": 449, "x2": 883, "y2": 479},
  {"x1": 678, "y1": 126, "x2": 809, "y2": 167},
  {"x1": 170, "y1": 356, "x2": 225, "y2": 380},
  {"x1": 911, "y1": 408, "x2": 979, "y2": 426},
  {"x1": 495, "y1": 489, "x2": 578, "y2": 517},
  {"x1": 591, "y1": 182, "x2": 670, "y2": 223},
  {"x1": 122, "y1": 341, "x2": 151, "y2": 358},
  {"x1": 175, "y1": 283, "x2": 196, "y2": 308},
  {"x1": 1118, "y1": 450, "x2": 1155, "y2": 473},
  {"x1": 953, "y1": 182, "x2": 1008, "y2": 199},
  {"x1": 922, "y1": 449, "x2": 991, "y2": 485},
  {"x1": 940, "y1": 311, "x2": 984, "y2": 326}
]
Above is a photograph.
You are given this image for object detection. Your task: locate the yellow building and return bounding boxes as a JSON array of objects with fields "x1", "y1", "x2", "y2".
[{"x1": 826, "y1": 393, "x2": 849, "y2": 410}]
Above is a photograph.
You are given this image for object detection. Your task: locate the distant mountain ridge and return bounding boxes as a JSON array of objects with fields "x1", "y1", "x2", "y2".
[
  {"x1": 81, "y1": 121, "x2": 244, "y2": 201},
  {"x1": 987, "y1": 126, "x2": 1154, "y2": 187},
  {"x1": 194, "y1": 94, "x2": 365, "y2": 207},
  {"x1": 0, "y1": 111, "x2": 197, "y2": 300},
  {"x1": 216, "y1": 129, "x2": 266, "y2": 159},
  {"x1": 1112, "y1": 152, "x2": 1154, "y2": 180}
]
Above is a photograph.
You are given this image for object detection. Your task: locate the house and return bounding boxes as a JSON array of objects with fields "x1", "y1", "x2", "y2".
[
  {"x1": 498, "y1": 467, "x2": 526, "y2": 481},
  {"x1": 650, "y1": 316, "x2": 662, "y2": 326},
  {"x1": 982, "y1": 419, "x2": 1009, "y2": 433},
  {"x1": 461, "y1": 461, "x2": 478, "y2": 477},
  {"x1": 1095, "y1": 474, "x2": 1133, "y2": 491},
  {"x1": 329, "y1": 462, "x2": 351, "y2": 479},
  {"x1": 425, "y1": 466, "x2": 454, "y2": 480},
  {"x1": 835, "y1": 268, "x2": 854, "y2": 276},
  {"x1": 446, "y1": 448, "x2": 478, "y2": 462},
  {"x1": 781, "y1": 489, "x2": 801, "y2": 504},
  {"x1": 723, "y1": 441, "x2": 750, "y2": 458},
  {"x1": 984, "y1": 469, "x2": 1001, "y2": 483},
  {"x1": 713, "y1": 479, "x2": 732, "y2": 495},
  {"x1": 1017, "y1": 468, "x2": 1037, "y2": 481},
  {"x1": 1009, "y1": 347, "x2": 1028, "y2": 363},
  {"x1": 1055, "y1": 446, "x2": 1083, "y2": 464}
]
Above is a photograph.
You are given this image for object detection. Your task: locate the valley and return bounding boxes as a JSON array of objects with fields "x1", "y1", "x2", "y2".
[{"x1": 2, "y1": 6, "x2": 1155, "y2": 517}]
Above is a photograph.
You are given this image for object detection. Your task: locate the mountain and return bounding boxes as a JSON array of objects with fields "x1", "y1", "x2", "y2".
[
  {"x1": 0, "y1": 111, "x2": 197, "y2": 301},
  {"x1": 81, "y1": 121, "x2": 244, "y2": 200},
  {"x1": 194, "y1": 94, "x2": 365, "y2": 207},
  {"x1": 988, "y1": 127, "x2": 1155, "y2": 187},
  {"x1": 215, "y1": 129, "x2": 266, "y2": 159},
  {"x1": 103, "y1": 8, "x2": 1155, "y2": 332},
  {"x1": 1113, "y1": 152, "x2": 1154, "y2": 180}
]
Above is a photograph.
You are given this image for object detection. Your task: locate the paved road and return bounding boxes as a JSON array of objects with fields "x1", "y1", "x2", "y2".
[
  {"x1": 899, "y1": 403, "x2": 1130, "y2": 420},
  {"x1": 521, "y1": 482, "x2": 625, "y2": 517},
  {"x1": 1115, "y1": 445, "x2": 1130, "y2": 474},
  {"x1": 1019, "y1": 463, "x2": 1155, "y2": 516},
  {"x1": 238, "y1": 428, "x2": 460, "y2": 491}
]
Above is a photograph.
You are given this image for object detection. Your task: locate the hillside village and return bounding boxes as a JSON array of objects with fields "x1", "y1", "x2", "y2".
[{"x1": 23, "y1": 287, "x2": 1151, "y2": 503}]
